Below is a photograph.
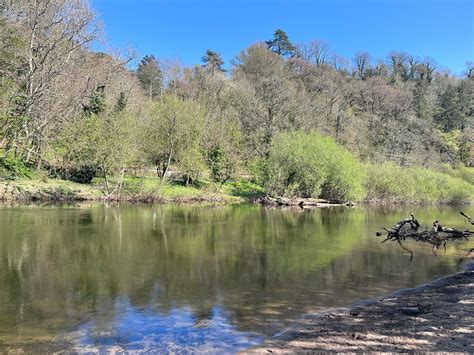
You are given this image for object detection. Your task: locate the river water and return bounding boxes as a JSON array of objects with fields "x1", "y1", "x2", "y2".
[{"x1": 0, "y1": 204, "x2": 472, "y2": 352}]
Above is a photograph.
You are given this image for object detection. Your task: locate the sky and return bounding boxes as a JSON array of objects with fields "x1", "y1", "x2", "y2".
[{"x1": 91, "y1": 0, "x2": 474, "y2": 75}]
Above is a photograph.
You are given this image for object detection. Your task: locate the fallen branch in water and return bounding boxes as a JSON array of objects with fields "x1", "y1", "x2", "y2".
[
  {"x1": 461, "y1": 211, "x2": 474, "y2": 225},
  {"x1": 377, "y1": 212, "x2": 473, "y2": 259}
]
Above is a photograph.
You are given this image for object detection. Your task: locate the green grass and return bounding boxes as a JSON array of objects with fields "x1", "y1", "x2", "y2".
[
  {"x1": 437, "y1": 164, "x2": 474, "y2": 185},
  {"x1": 364, "y1": 162, "x2": 474, "y2": 204},
  {"x1": 89, "y1": 175, "x2": 253, "y2": 203}
]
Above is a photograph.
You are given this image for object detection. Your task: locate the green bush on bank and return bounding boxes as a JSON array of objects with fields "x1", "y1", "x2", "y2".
[
  {"x1": 0, "y1": 157, "x2": 34, "y2": 180},
  {"x1": 364, "y1": 162, "x2": 474, "y2": 204},
  {"x1": 265, "y1": 131, "x2": 365, "y2": 201}
]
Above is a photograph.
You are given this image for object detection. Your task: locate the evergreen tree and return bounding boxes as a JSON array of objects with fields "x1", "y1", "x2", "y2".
[
  {"x1": 413, "y1": 80, "x2": 432, "y2": 121},
  {"x1": 136, "y1": 55, "x2": 163, "y2": 99},
  {"x1": 83, "y1": 86, "x2": 106, "y2": 116},
  {"x1": 201, "y1": 49, "x2": 226, "y2": 75},
  {"x1": 435, "y1": 84, "x2": 465, "y2": 132},
  {"x1": 265, "y1": 29, "x2": 296, "y2": 58},
  {"x1": 113, "y1": 92, "x2": 127, "y2": 114}
]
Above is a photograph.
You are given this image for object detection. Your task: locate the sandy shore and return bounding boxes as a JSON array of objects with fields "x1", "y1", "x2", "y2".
[{"x1": 248, "y1": 262, "x2": 474, "y2": 353}]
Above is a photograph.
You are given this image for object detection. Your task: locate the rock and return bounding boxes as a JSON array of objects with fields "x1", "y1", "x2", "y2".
[
  {"x1": 349, "y1": 309, "x2": 361, "y2": 316},
  {"x1": 401, "y1": 307, "x2": 422, "y2": 316}
]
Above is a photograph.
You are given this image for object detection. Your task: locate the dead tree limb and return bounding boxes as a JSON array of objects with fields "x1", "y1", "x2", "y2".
[
  {"x1": 461, "y1": 211, "x2": 474, "y2": 225},
  {"x1": 377, "y1": 212, "x2": 473, "y2": 258}
]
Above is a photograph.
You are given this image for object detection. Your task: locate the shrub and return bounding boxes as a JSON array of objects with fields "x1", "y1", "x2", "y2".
[
  {"x1": 207, "y1": 146, "x2": 236, "y2": 184},
  {"x1": 0, "y1": 157, "x2": 33, "y2": 180},
  {"x1": 364, "y1": 162, "x2": 474, "y2": 204},
  {"x1": 265, "y1": 131, "x2": 365, "y2": 201}
]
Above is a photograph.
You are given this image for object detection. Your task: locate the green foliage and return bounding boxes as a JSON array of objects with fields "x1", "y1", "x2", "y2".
[
  {"x1": 248, "y1": 157, "x2": 269, "y2": 186},
  {"x1": 438, "y1": 130, "x2": 472, "y2": 166},
  {"x1": 201, "y1": 49, "x2": 225, "y2": 74},
  {"x1": 435, "y1": 84, "x2": 465, "y2": 132},
  {"x1": 113, "y1": 92, "x2": 127, "y2": 114},
  {"x1": 136, "y1": 55, "x2": 163, "y2": 98},
  {"x1": 207, "y1": 146, "x2": 236, "y2": 184},
  {"x1": 266, "y1": 131, "x2": 365, "y2": 201},
  {"x1": 437, "y1": 164, "x2": 474, "y2": 185},
  {"x1": 83, "y1": 86, "x2": 106, "y2": 116},
  {"x1": 179, "y1": 148, "x2": 207, "y2": 185},
  {"x1": 56, "y1": 111, "x2": 138, "y2": 184},
  {"x1": 227, "y1": 179, "x2": 265, "y2": 199},
  {"x1": 364, "y1": 162, "x2": 474, "y2": 204},
  {"x1": 265, "y1": 29, "x2": 296, "y2": 58},
  {"x1": 141, "y1": 96, "x2": 206, "y2": 183},
  {"x1": 0, "y1": 157, "x2": 33, "y2": 180},
  {"x1": 1, "y1": 2, "x2": 473, "y2": 203}
]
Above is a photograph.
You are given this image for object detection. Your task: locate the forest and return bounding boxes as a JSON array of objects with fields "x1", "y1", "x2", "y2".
[{"x1": 0, "y1": 0, "x2": 473, "y2": 203}]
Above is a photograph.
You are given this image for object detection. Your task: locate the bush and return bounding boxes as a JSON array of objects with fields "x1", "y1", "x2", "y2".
[
  {"x1": 0, "y1": 157, "x2": 33, "y2": 180},
  {"x1": 265, "y1": 131, "x2": 365, "y2": 201},
  {"x1": 207, "y1": 146, "x2": 236, "y2": 184},
  {"x1": 364, "y1": 162, "x2": 474, "y2": 204}
]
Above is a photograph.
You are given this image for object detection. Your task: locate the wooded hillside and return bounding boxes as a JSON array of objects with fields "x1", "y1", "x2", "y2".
[{"x1": 1, "y1": 0, "x2": 472, "y2": 202}]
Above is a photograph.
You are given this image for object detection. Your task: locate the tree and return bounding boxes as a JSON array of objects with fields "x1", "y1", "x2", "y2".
[
  {"x1": 83, "y1": 86, "x2": 106, "y2": 116},
  {"x1": 57, "y1": 110, "x2": 138, "y2": 193},
  {"x1": 136, "y1": 55, "x2": 163, "y2": 99},
  {"x1": 265, "y1": 29, "x2": 296, "y2": 58},
  {"x1": 233, "y1": 43, "x2": 296, "y2": 158},
  {"x1": 201, "y1": 49, "x2": 225, "y2": 75},
  {"x1": 141, "y1": 96, "x2": 206, "y2": 185},
  {"x1": 388, "y1": 51, "x2": 409, "y2": 82},
  {"x1": 3, "y1": 0, "x2": 100, "y2": 167},
  {"x1": 466, "y1": 62, "x2": 474, "y2": 79},
  {"x1": 435, "y1": 84, "x2": 466, "y2": 132},
  {"x1": 353, "y1": 52, "x2": 372, "y2": 79},
  {"x1": 296, "y1": 39, "x2": 331, "y2": 67}
]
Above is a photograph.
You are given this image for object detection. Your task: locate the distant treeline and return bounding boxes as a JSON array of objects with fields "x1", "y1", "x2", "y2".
[{"x1": 0, "y1": 0, "x2": 472, "y2": 201}]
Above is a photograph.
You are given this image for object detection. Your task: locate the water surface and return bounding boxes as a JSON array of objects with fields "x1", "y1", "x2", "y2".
[{"x1": 0, "y1": 204, "x2": 472, "y2": 352}]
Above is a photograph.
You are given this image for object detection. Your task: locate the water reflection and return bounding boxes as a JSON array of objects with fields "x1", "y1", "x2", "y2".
[{"x1": 0, "y1": 204, "x2": 472, "y2": 352}]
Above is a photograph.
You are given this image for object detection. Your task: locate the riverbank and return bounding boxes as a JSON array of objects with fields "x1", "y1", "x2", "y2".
[
  {"x1": 0, "y1": 178, "x2": 264, "y2": 204},
  {"x1": 0, "y1": 176, "x2": 472, "y2": 205},
  {"x1": 248, "y1": 262, "x2": 474, "y2": 353}
]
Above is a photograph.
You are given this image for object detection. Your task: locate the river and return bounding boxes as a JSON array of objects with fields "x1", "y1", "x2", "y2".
[{"x1": 0, "y1": 204, "x2": 472, "y2": 352}]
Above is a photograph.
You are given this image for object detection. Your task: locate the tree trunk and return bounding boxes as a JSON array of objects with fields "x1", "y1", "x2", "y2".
[{"x1": 159, "y1": 147, "x2": 173, "y2": 189}]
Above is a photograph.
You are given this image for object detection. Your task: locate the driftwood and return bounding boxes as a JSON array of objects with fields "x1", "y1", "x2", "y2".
[
  {"x1": 377, "y1": 212, "x2": 474, "y2": 260},
  {"x1": 258, "y1": 196, "x2": 354, "y2": 208}
]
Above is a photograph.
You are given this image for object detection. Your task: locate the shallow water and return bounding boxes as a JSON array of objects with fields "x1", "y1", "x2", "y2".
[{"x1": 0, "y1": 203, "x2": 472, "y2": 352}]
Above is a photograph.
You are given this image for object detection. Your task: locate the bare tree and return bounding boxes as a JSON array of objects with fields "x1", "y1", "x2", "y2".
[
  {"x1": 388, "y1": 51, "x2": 409, "y2": 81},
  {"x1": 331, "y1": 53, "x2": 350, "y2": 72},
  {"x1": 353, "y1": 52, "x2": 372, "y2": 79},
  {"x1": 465, "y1": 61, "x2": 474, "y2": 79},
  {"x1": 296, "y1": 39, "x2": 331, "y2": 67},
  {"x1": 3, "y1": 0, "x2": 101, "y2": 165}
]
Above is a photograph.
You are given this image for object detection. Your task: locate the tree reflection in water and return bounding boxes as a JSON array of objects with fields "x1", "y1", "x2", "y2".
[{"x1": 0, "y1": 204, "x2": 472, "y2": 351}]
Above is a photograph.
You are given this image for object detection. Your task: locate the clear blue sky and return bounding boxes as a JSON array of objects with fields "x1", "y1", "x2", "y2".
[{"x1": 92, "y1": 0, "x2": 473, "y2": 75}]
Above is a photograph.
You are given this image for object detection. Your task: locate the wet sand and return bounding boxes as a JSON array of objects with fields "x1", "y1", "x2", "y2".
[{"x1": 248, "y1": 262, "x2": 474, "y2": 353}]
